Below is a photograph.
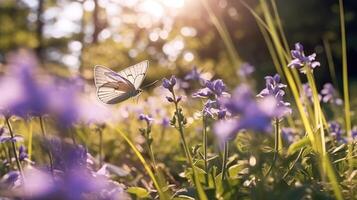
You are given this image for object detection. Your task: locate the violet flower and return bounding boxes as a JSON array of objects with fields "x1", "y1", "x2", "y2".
[
  {"x1": 184, "y1": 66, "x2": 206, "y2": 85},
  {"x1": 214, "y1": 84, "x2": 278, "y2": 142},
  {"x1": 18, "y1": 145, "x2": 28, "y2": 161},
  {"x1": 257, "y1": 74, "x2": 291, "y2": 118},
  {"x1": 288, "y1": 43, "x2": 320, "y2": 73},
  {"x1": 139, "y1": 114, "x2": 154, "y2": 125},
  {"x1": 238, "y1": 63, "x2": 255, "y2": 78},
  {"x1": 320, "y1": 83, "x2": 343, "y2": 105},
  {"x1": 162, "y1": 76, "x2": 177, "y2": 91},
  {"x1": 329, "y1": 121, "x2": 345, "y2": 143}
]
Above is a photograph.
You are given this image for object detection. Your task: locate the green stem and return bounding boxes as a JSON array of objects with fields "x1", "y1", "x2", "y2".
[
  {"x1": 39, "y1": 116, "x2": 54, "y2": 175},
  {"x1": 5, "y1": 117, "x2": 24, "y2": 180},
  {"x1": 265, "y1": 118, "x2": 279, "y2": 177},
  {"x1": 172, "y1": 92, "x2": 207, "y2": 200},
  {"x1": 338, "y1": 0, "x2": 352, "y2": 176},
  {"x1": 99, "y1": 130, "x2": 103, "y2": 167},
  {"x1": 202, "y1": 115, "x2": 209, "y2": 185},
  {"x1": 221, "y1": 141, "x2": 229, "y2": 181}
]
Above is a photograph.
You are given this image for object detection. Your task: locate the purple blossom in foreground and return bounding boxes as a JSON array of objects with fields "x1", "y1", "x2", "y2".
[
  {"x1": 238, "y1": 63, "x2": 255, "y2": 78},
  {"x1": 0, "y1": 139, "x2": 129, "y2": 199},
  {"x1": 288, "y1": 43, "x2": 320, "y2": 73},
  {"x1": 139, "y1": 114, "x2": 154, "y2": 125},
  {"x1": 162, "y1": 75, "x2": 177, "y2": 91},
  {"x1": 329, "y1": 121, "x2": 345, "y2": 143},
  {"x1": 257, "y1": 74, "x2": 291, "y2": 118},
  {"x1": 320, "y1": 83, "x2": 343, "y2": 105},
  {"x1": 214, "y1": 84, "x2": 279, "y2": 141}
]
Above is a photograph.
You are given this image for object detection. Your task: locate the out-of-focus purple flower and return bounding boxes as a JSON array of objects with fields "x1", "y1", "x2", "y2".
[
  {"x1": 139, "y1": 114, "x2": 154, "y2": 125},
  {"x1": 18, "y1": 145, "x2": 28, "y2": 161},
  {"x1": 0, "y1": 127, "x2": 23, "y2": 143},
  {"x1": 184, "y1": 66, "x2": 206, "y2": 85},
  {"x1": 281, "y1": 128, "x2": 297, "y2": 144},
  {"x1": 238, "y1": 63, "x2": 255, "y2": 78},
  {"x1": 288, "y1": 43, "x2": 320, "y2": 73},
  {"x1": 161, "y1": 117, "x2": 170, "y2": 128},
  {"x1": 162, "y1": 76, "x2": 177, "y2": 91},
  {"x1": 329, "y1": 121, "x2": 345, "y2": 142},
  {"x1": 257, "y1": 74, "x2": 291, "y2": 118},
  {"x1": 352, "y1": 126, "x2": 357, "y2": 140},
  {"x1": 301, "y1": 83, "x2": 321, "y2": 103},
  {"x1": 214, "y1": 84, "x2": 277, "y2": 141},
  {"x1": 320, "y1": 83, "x2": 343, "y2": 106}
]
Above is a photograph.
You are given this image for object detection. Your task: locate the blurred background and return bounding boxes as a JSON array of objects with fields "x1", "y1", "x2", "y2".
[{"x1": 0, "y1": 0, "x2": 356, "y2": 91}]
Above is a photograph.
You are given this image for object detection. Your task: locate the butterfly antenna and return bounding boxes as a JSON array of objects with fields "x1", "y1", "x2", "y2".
[{"x1": 142, "y1": 80, "x2": 159, "y2": 89}]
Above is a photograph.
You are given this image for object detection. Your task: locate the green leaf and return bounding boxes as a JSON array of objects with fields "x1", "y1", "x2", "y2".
[
  {"x1": 127, "y1": 187, "x2": 150, "y2": 198},
  {"x1": 287, "y1": 137, "x2": 310, "y2": 155}
]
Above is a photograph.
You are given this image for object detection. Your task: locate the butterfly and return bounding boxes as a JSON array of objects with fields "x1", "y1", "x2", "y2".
[{"x1": 94, "y1": 60, "x2": 149, "y2": 104}]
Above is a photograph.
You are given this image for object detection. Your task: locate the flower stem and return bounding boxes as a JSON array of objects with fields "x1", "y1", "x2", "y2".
[
  {"x1": 265, "y1": 118, "x2": 280, "y2": 177},
  {"x1": 99, "y1": 130, "x2": 103, "y2": 167},
  {"x1": 221, "y1": 141, "x2": 229, "y2": 181},
  {"x1": 202, "y1": 115, "x2": 209, "y2": 185},
  {"x1": 172, "y1": 92, "x2": 207, "y2": 200},
  {"x1": 5, "y1": 117, "x2": 24, "y2": 180},
  {"x1": 39, "y1": 116, "x2": 54, "y2": 175}
]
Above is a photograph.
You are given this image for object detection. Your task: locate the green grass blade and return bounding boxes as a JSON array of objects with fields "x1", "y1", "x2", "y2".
[
  {"x1": 338, "y1": 0, "x2": 353, "y2": 174},
  {"x1": 199, "y1": 0, "x2": 241, "y2": 69},
  {"x1": 113, "y1": 126, "x2": 169, "y2": 200}
]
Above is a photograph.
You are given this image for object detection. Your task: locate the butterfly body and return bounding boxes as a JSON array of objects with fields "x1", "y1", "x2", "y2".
[{"x1": 94, "y1": 60, "x2": 148, "y2": 104}]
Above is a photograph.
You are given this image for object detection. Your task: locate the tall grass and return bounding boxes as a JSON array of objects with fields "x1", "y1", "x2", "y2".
[{"x1": 240, "y1": 0, "x2": 345, "y2": 199}]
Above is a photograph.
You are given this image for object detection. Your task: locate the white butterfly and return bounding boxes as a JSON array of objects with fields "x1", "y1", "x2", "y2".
[{"x1": 94, "y1": 60, "x2": 149, "y2": 104}]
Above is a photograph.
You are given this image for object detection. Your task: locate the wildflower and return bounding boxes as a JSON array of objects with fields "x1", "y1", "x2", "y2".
[
  {"x1": 18, "y1": 145, "x2": 28, "y2": 161},
  {"x1": 162, "y1": 76, "x2": 177, "y2": 91},
  {"x1": 214, "y1": 84, "x2": 277, "y2": 141},
  {"x1": 238, "y1": 63, "x2": 255, "y2": 78},
  {"x1": 257, "y1": 74, "x2": 291, "y2": 118},
  {"x1": 139, "y1": 114, "x2": 154, "y2": 125},
  {"x1": 288, "y1": 43, "x2": 320, "y2": 73},
  {"x1": 320, "y1": 83, "x2": 343, "y2": 105},
  {"x1": 329, "y1": 121, "x2": 345, "y2": 142},
  {"x1": 281, "y1": 128, "x2": 298, "y2": 144},
  {"x1": 193, "y1": 79, "x2": 227, "y2": 99},
  {"x1": 161, "y1": 117, "x2": 170, "y2": 128},
  {"x1": 184, "y1": 66, "x2": 206, "y2": 85},
  {"x1": 352, "y1": 126, "x2": 357, "y2": 140},
  {"x1": 0, "y1": 127, "x2": 23, "y2": 143}
]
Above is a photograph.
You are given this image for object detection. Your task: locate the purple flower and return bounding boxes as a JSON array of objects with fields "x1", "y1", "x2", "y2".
[
  {"x1": 162, "y1": 76, "x2": 177, "y2": 91},
  {"x1": 139, "y1": 114, "x2": 154, "y2": 125},
  {"x1": 214, "y1": 85, "x2": 277, "y2": 141},
  {"x1": 320, "y1": 83, "x2": 343, "y2": 105},
  {"x1": 257, "y1": 74, "x2": 291, "y2": 118},
  {"x1": 329, "y1": 121, "x2": 345, "y2": 142},
  {"x1": 193, "y1": 79, "x2": 227, "y2": 99},
  {"x1": 0, "y1": 127, "x2": 23, "y2": 143},
  {"x1": 161, "y1": 117, "x2": 170, "y2": 128},
  {"x1": 288, "y1": 43, "x2": 320, "y2": 73},
  {"x1": 18, "y1": 145, "x2": 28, "y2": 161},
  {"x1": 352, "y1": 126, "x2": 357, "y2": 140},
  {"x1": 238, "y1": 63, "x2": 255, "y2": 78},
  {"x1": 184, "y1": 66, "x2": 206, "y2": 85},
  {"x1": 281, "y1": 128, "x2": 297, "y2": 144}
]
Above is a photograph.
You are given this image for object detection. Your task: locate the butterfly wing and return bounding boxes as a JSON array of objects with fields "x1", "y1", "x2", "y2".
[
  {"x1": 97, "y1": 82, "x2": 134, "y2": 104},
  {"x1": 94, "y1": 65, "x2": 136, "y2": 104},
  {"x1": 117, "y1": 60, "x2": 149, "y2": 89}
]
